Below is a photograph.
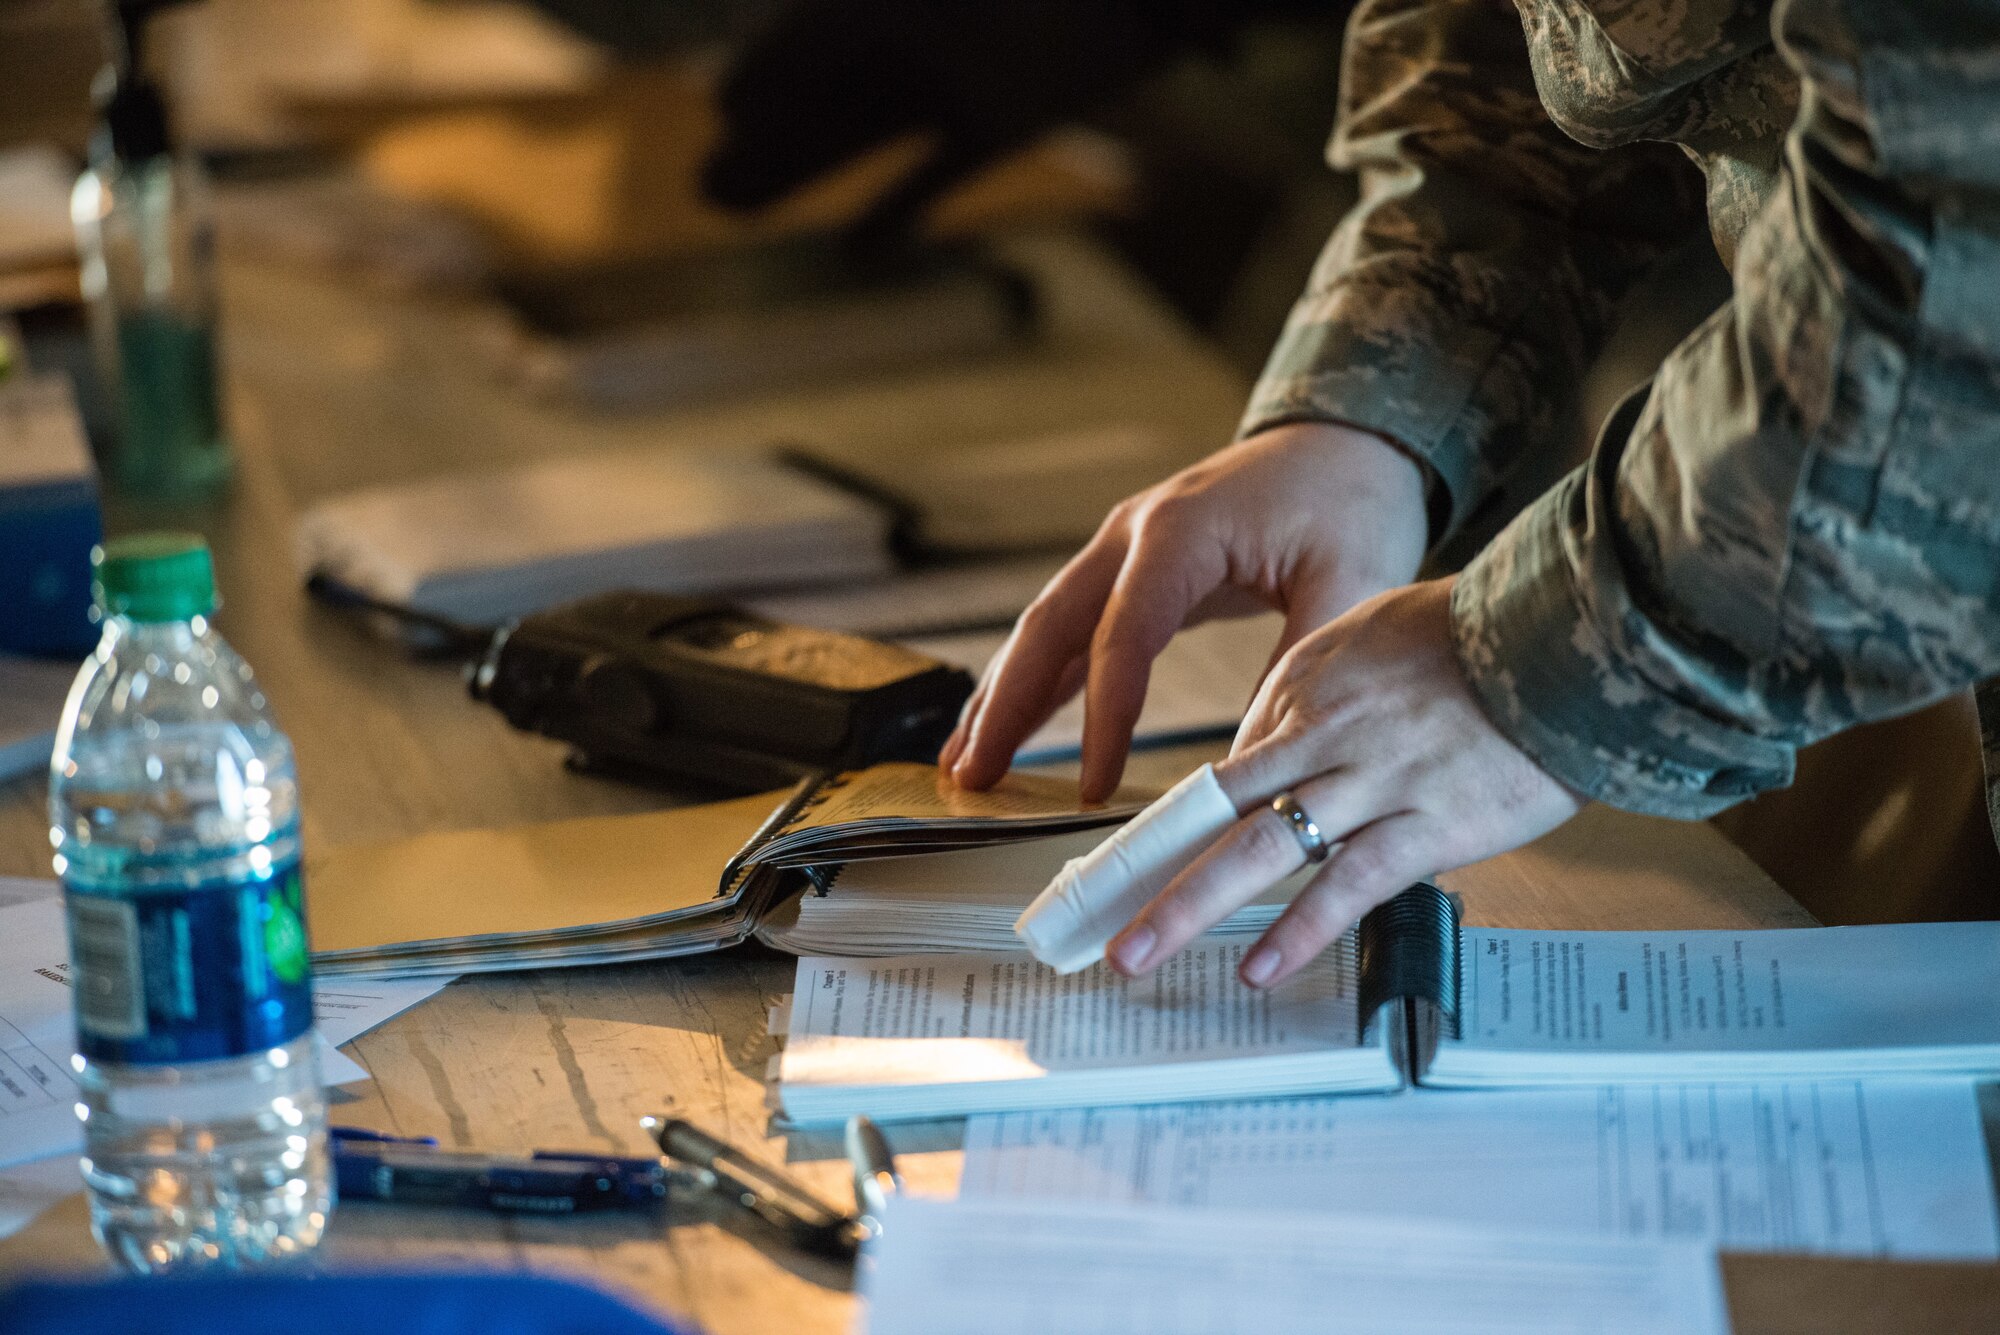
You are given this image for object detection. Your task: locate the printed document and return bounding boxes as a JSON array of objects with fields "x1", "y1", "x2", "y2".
[
  {"x1": 1433, "y1": 920, "x2": 2000, "y2": 1085},
  {"x1": 776, "y1": 938, "x2": 1400, "y2": 1123},
  {"x1": 962, "y1": 1080, "x2": 2000, "y2": 1260},
  {"x1": 860, "y1": 1196, "x2": 1729, "y2": 1335}
]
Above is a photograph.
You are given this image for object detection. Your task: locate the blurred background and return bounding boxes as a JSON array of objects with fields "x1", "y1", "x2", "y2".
[
  {"x1": 1, "y1": 0, "x2": 1362, "y2": 376},
  {"x1": 2, "y1": 0, "x2": 1988, "y2": 921}
]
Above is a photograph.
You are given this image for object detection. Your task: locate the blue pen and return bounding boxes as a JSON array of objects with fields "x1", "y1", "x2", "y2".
[{"x1": 330, "y1": 1127, "x2": 684, "y2": 1214}]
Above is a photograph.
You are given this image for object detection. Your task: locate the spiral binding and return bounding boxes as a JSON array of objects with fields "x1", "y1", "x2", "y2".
[
  {"x1": 1357, "y1": 882, "x2": 1461, "y2": 1038},
  {"x1": 778, "y1": 770, "x2": 855, "y2": 836}
]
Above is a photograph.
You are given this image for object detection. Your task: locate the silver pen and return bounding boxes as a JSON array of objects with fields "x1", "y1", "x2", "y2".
[
  {"x1": 844, "y1": 1115, "x2": 901, "y2": 1240},
  {"x1": 643, "y1": 1115, "x2": 862, "y2": 1262}
]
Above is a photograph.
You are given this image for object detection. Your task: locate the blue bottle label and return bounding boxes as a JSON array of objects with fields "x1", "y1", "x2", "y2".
[{"x1": 64, "y1": 860, "x2": 315, "y2": 1064}]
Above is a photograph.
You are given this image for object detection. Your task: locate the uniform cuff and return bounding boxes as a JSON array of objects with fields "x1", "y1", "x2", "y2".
[
  {"x1": 1238, "y1": 268, "x2": 1518, "y2": 545},
  {"x1": 1449, "y1": 462, "x2": 1796, "y2": 819}
]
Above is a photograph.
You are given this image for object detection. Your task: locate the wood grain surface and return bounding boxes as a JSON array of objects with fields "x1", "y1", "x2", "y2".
[{"x1": 0, "y1": 229, "x2": 1992, "y2": 1333}]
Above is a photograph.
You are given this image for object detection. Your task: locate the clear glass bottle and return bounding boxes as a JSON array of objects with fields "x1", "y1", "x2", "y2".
[
  {"x1": 71, "y1": 64, "x2": 230, "y2": 499},
  {"x1": 50, "y1": 533, "x2": 329, "y2": 1272}
]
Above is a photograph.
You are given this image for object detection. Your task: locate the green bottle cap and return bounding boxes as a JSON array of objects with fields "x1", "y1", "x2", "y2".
[{"x1": 92, "y1": 532, "x2": 217, "y2": 623}]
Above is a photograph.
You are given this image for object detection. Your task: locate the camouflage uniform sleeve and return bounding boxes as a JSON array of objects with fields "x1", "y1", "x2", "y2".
[
  {"x1": 1238, "y1": 0, "x2": 1703, "y2": 542},
  {"x1": 1453, "y1": 0, "x2": 2000, "y2": 818}
]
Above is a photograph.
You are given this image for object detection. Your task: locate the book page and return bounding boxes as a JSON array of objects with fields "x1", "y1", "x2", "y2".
[
  {"x1": 1455, "y1": 921, "x2": 2000, "y2": 1054},
  {"x1": 782, "y1": 937, "x2": 1361, "y2": 1088},
  {"x1": 307, "y1": 789, "x2": 782, "y2": 955},
  {"x1": 961, "y1": 1080, "x2": 2000, "y2": 1259},
  {"x1": 782, "y1": 763, "x2": 1149, "y2": 833},
  {"x1": 861, "y1": 1196, "x2": 1729, "y2": 1335}
]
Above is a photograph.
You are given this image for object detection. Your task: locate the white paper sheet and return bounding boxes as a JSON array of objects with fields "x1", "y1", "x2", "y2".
[
  {"x1": 777, "y1": 937, "x2": 1397, "y2": 1124},
  {"x1": 962, "y1": 1080, "x2": 2000, "y2": 1260},
  {"x1": 0, "y1": 885, "x2": 453, "y2": 1171},
  {"x1": 1436, "y1": 921, "x2": 2000, "y2": 1086},
  {"x1": 860, "y1": 1196, "x2": 1729, "y2": 1335}
]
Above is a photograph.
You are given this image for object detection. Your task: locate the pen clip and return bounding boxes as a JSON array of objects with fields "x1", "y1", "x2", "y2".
[
  {"x1": 643, "y1": 1116, "x2": 860, "y2": 1261},
  {"x1": 844, "y1": 1115, "x2": 900, "y2": 1239}
]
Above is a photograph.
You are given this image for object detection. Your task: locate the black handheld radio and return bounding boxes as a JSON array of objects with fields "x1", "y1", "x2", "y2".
[{"x1": 308, "y1": 580, "x2": 976, "y2": 794}]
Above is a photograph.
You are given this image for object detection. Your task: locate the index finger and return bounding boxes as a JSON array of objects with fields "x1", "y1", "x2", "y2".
[{"x1": 949, "y1": 537, "x2": 1126, "y2": 789}]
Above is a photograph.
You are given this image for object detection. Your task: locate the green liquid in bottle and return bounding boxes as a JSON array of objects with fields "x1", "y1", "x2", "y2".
[{"x1": 114, "y1": 309, "x2": 230, "y2": 498}]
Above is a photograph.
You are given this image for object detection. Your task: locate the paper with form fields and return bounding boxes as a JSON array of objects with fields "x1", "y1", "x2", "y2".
[
  {"x1": 860, "y1": 1196, "x2": 1729, "y2": 1335},
  {"x1": 905, "y1": 613, "x2": 1284, "y2": 763},
  {"x1": 962, "y1": 1080, "x2": 2000, "y2": 1260},
  {"x1": 1437, "y1": 920, "x2": 2000, "y2": 1083},
  {"x1": 0, "y1": 884, "x2": 452, "y2": 1169},
  {"x1": 774, "y1": 936, "x2": 1399, "y2": 1124}
]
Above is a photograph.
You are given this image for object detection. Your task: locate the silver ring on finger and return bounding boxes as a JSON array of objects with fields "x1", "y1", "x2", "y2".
[{"x1": 1271, "y1": 791, "x2": 1331, "y2": 864}]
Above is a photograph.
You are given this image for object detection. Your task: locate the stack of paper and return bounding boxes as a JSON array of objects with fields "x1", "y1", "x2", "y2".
[
  {"x1": 294, "y1": 447, "x2": 895, "y2": 626},
  {"x1": 860, "y1": 1196, "x2": 1730, "y2": 1335},
  {"x1": 771, "y1": 935, "x2": 1400, "y2": 1126},
  {"x1": 756, "y1": 827, "x2": 1302, "y2": 957}
]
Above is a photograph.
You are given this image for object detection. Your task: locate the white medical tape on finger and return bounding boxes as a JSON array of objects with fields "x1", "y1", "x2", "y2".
[{"x1": 1013, "y1": 763, "x2": 1240, "y2": 973}]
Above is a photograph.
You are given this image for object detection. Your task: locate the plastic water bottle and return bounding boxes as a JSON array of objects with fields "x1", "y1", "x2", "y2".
[{"x1": 50, "y1": 533, "x2": 329, "y2": 1271}]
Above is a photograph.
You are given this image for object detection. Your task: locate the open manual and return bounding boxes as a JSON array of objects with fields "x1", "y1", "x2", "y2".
[
  {"x1": 307, "y1": 763, "x2": 1156, "y2": 977},
  {"x1": 769, "y1": 884, "x2": 2000, "y2": 1125}
]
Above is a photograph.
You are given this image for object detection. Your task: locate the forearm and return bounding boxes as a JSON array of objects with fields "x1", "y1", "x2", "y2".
[
  {"x1": 1242, "y1": 0, "x2": 1703, "y2": 544},
  {"x1": 1452, "y1": 0, "x2": 2000, "y2": 818}
]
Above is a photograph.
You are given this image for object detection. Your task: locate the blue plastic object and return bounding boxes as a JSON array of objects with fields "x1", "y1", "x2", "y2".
[
  {"x1": 0, "y1": 375, "x2": 102, "y2": 656},
  {"x1": 0, "y1": 1271, "x2": 700, "y2": 1335}
]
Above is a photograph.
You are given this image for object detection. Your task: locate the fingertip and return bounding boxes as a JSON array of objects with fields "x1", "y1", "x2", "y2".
[
  {"x1": 1078, "y1": 748, "x2": 1128, "y2": 805},
  {"x1": 950, "y1": 748, "x2": 1003, "y2": 792},
  {"x1": 1108, "y1": 922, "x2": 1158, "y2": 975},
  {"x1": 1239, "y1": 942, "x2": 1281, "y2": 988}
]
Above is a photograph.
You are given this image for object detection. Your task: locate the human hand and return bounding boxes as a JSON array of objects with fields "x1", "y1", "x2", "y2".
[
  {"x1": 941, "y1": 422, "x2": 1430, "y2": 800},
  {"x1": 1105, "y1": 577, "x2": 1584, "y2": 988}
]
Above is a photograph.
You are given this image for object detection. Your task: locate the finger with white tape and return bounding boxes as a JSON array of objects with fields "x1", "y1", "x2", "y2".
[{"x1": 1013, "y1": 764, "x2": 1238, "y2": 973}]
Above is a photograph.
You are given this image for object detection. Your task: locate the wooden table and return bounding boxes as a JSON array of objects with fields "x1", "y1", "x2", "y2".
[{"x1": 3, "y1": 229, "x2": 1995, "y2": 1332}]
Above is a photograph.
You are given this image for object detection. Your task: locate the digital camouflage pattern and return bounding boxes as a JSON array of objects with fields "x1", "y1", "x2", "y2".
[{"x1": 1243, "y1": 0, "x2": 2000, "y2": 840}]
